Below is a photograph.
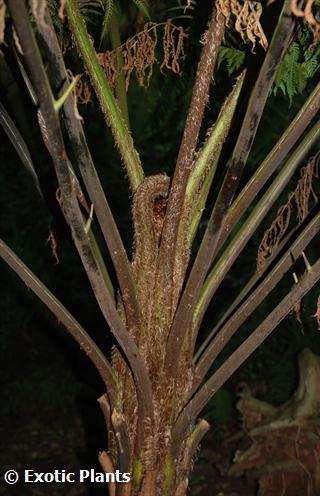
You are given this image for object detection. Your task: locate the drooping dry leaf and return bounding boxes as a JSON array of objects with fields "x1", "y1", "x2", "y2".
[
  {"x1": 291, "y1": 0, "x2": 320, "y2": 44},
  {"x1": 216, "y1": 0, "x2": 268, "y2": 51}
]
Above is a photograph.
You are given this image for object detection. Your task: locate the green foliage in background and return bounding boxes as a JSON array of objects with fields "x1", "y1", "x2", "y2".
[{"x1": 273, "y1": 27, "x2": 320, "y2": 105}]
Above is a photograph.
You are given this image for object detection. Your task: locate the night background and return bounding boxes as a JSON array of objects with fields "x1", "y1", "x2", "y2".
[{"x1": 0, "y1": 1, "x2": 320, "y2": 494}]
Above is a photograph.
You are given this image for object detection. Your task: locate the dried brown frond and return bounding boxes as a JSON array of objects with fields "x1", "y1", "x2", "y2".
[
  {"x1": 216, "y1": 0, "x2": 268, "y2": 51},
  {"x1": 97, "y1": 22, "x2": 187, "y2": 91},
  {"x1": 160, "y1": 23, "x2": 186, "y2": 74},
  {"x1": 291, "y1": 0, "x2": 320, "y2": 44},
  {"x1": 257, "y1": 151, "x2": 320, "y2": 273},
  {"x1": 0, "y1": 0, "x2": 5, "y2": 45}
]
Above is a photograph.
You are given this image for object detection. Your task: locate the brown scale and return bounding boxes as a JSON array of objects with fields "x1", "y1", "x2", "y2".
[{"x1": 153, "y1": 197, "x2": 167, "y2": 246}]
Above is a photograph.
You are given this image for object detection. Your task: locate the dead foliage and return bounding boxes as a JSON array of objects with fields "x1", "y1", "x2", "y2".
[
  {"x1": 291, "y1": 0, "x2": 320, "y2": 44},
  {"x1": 97, "y1": 21, "x2": 187, "y2": 91},
  {"x1": 216, "y1": 0, "x2": 268, "y2": 51},
  {"x1": 257, "y1": 152, "x2": 320, "y2": 273}
]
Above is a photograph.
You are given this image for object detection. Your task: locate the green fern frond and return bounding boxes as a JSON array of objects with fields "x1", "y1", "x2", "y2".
[
  {"x1": 133, "y1": 0, "x2": 151, "y2": 20},
  {"x1": 78, "y1": 0, "x2": 104, "y2": 23},
  {"x1": 273, "y1": 23, "x2": 320, "y2": 105},
  {"x1": 273, "y1": 57, "x2": 301, "y2": 106},
  {"x1": 100, "y1": 0, "x2": 115, "y2": 46}
]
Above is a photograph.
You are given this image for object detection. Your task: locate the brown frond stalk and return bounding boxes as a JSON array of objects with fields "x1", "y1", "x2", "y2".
[
  {"x1": 36, "y1": 5, "x2": 143, "y2": 361},
  {"x1": 8, "y1": 0, "x2": 154, "y2": 451},
  {"x1": 31, "y1": 0, "x2": 47, "y2": 28},
  {"x1": 193, "y1": 211, "x2": 320, "y2": 393},
  {"x1": 216, "y1": 82, "x2": 320, "y2": 254},
  {"x1": 0, "y1": 239, "x2": 119, "y2": 408}
]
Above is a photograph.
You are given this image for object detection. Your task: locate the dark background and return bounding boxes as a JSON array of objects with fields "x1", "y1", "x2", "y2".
[{"x1": 0, "y1": 2, "x2": 319, "y2": 494}]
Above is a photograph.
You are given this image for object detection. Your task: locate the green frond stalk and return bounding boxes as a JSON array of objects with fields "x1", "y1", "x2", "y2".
[
  {"x1": 66, "y1": 0, "x2": 144, "y2": 192},
  {"x1": 88, "y1": 227, "x2": 115, "y2": 298},
  {"x1": 100, "y1": 0, "x2": 115, "y2": 47}
]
